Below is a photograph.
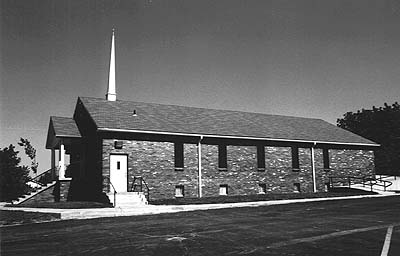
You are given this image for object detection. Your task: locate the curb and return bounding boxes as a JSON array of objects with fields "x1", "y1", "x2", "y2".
[{"x1": 1, "y1": 194, "x2": 398, "y2": 222}]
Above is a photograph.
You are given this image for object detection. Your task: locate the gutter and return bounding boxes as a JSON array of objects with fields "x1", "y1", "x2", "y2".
[{"x1": 97, "y1": 128, "x2": 380, "y2": 148}]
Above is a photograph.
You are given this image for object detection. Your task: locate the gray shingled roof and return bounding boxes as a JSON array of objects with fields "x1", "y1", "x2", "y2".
[
  {"x1": 50, "y1": 116, "x2": 81, "y2": 138},
  {"x1": 78, "y1": 97, "x2": 378, "y2": 146}
]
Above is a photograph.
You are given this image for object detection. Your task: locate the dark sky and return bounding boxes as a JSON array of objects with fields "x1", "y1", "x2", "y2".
[{"x1": 1, "y1": 0, "x2": 400, "y2": 171}]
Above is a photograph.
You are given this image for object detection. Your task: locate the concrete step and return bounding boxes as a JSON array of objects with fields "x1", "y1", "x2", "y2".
[
  {"x1": 107, "y1": 192, "x2": 148, "y2": 208},
  {"x1": 12, "y1": 181, "x2": 57, "y2": 205}
]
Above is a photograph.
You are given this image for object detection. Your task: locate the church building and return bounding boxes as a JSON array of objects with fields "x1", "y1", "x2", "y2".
[{"x1": 44, "y1": 31, "x2": 379, "y2": 205}]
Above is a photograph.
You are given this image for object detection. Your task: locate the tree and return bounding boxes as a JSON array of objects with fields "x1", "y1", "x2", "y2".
[
  {"x1": 337, "y1": 102, "x2": 400, "y2": 175},
  {"x1": 0, "y1": 144, "x2": 31, "y2": 201},
  {"x1": 18, "y1": 138, "x2": 38, "y2": 174}
]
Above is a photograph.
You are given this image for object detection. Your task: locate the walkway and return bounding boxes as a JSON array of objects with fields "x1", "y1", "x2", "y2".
[{"x1": 1, "y1": 194, "x2": 398, "y2": 220}]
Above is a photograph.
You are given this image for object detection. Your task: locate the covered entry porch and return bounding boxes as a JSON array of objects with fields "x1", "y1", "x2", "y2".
[{"x1": 45, "y1": 116, "x2": 82, "y2": 181}]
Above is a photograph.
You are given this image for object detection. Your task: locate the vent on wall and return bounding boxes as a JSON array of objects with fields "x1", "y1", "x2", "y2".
[
  {"x1": 293, "y1": 183, "x2": 301, "y2": 193},
  {"x1": 219, "y1": 184, "x2": 228, "y2": 195},
  {"x1": 175, "y1": 185, "x2": 184, "y2": 197},
  {"x1": 114, "y1": 141, "x2": 123, "y2": 149}
]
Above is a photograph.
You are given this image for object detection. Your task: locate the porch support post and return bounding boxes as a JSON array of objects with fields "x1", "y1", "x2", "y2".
[
  {"x1": 197, "y1": 136, "x2": 203, "y2": 198},
  {"x1": 311, "y1": 143, "x2": 317, "y2": 193},
  {"x1": 59, "y1": 141, "x2": 66, "y2": 180},
  {"x1": 51, "y1": 149, "x2": 56, "y2": 180}
]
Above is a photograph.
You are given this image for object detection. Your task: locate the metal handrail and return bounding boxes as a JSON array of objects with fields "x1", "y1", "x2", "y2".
[
  {"x1": 377, "y1": 174, "x2": 397, "y2": 180},
  {"x1": 130, "y1": 176, "x2": 150, "y2": 202},
  {"x1": 363, "y1": 175, "x2": 393, "y2": 191},
  {"x1": 104, "y1": 176, "x2": 117, "y2": 207},
  {"x1": 142, "y1": 178, "x2": 150, "y2": 202},
  {"x1": 28, "y1": 166, "x2": 58, "y2": 186},
  {"x1": 329, "y1": 175, "x2": 393, "y2": 192},
  {"x1": 29, "y1": 161, "x2": 82, "y2": 187}
]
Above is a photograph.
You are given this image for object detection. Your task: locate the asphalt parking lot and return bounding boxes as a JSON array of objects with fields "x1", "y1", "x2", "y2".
[{"x1": 1, "y1": 196, "x2": 399, "y2": 255}]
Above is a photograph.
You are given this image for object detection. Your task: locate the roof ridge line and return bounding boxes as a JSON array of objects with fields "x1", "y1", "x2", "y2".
[{"x1": 78, "y1": 96, "x2": 324, "y2": 121}]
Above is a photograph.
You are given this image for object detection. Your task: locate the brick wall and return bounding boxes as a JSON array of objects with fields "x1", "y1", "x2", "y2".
[
  {"x1": 102, "y1": 138, "x2": 375, "y2": 200},
  {"x1": 103, "y1": 139, "x2": 199, "y2": 200},
  {"x1": 59, "y1": 180, "x2": 71, "y2": 201},
  {"x1": 265, "y1": 146, "x2": 298, "y2": 193},
  {"x1": 328, "y1": 149, "x2": 375, "y2": 187}
]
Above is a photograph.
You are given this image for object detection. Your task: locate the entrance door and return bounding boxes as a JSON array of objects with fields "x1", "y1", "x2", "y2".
[{"x1": 110, "y1": 154, "x2": 128, "y2": 192}]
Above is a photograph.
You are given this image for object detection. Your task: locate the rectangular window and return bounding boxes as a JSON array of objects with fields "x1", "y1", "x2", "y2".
[
  {"x1": 116, "y1": 161, "x2": 120, "y2": 170},
  {"x1": 323, "y1": 148, "x2": 330, "y2": 170},
  {"x1": 291, "y1": 146, "x2": 300, "y2": 171},
  {"x1": 175, "y1": 185, "x2": 184, "y2": 197},
  {"x1": 257, "y1": 145, "x2": 265, "y2": 171},
  {"x1": 219, "y1": 184, "x2": 228, "y2": 195},
  {"x1": 258, "y1": 183, "x2": 267, "y2": 194},
  {"x1": 174, "y1": 143, "x2": 184, "y2": 171},
  {"x1": 218, "y1": 144, "x2": 227, "y2": 171}
]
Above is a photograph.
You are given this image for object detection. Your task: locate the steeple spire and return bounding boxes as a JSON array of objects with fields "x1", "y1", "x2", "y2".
[{"x1": 106, "y1": 28, "x2": 116, "y2": 101}]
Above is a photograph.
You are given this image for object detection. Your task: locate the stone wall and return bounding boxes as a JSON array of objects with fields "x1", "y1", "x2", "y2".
[
  {"x1": 328, "y1": 149, "x2": 375, "y2": 187},
  {"x1": 265, "y1": 146, "x2": 297, "y2": 193},
  {"x1": 102, "y1": 139, "x2": 199, "y2": 200},
  {"x1": 59, "y1": 180, "x2": 71, "y2": 202},
  {"x1": 102, "y1": 138, "x2": 375, "y2": 200}
]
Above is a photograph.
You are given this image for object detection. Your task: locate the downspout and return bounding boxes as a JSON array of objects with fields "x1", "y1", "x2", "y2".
[
  {"x1": 198, "y1": 136, "x2": 203, "y2": 198},
  {"x1": 311, "y1": 142, "x2": 317, "y2": 192}
]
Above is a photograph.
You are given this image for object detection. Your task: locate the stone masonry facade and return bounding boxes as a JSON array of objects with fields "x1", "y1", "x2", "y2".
[{"x1": 102, "y1": 139, "x2": 375, "y2": 200}]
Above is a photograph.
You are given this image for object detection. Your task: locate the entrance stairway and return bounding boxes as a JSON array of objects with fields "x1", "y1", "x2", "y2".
[
  {"x1": 106, "y1": 176, "x2": 150, "y2": 208},
  {"x1": 12, "y1": 181, "x2": 57, "y2": 205},
  {"x1": 12, "y1": 167, "x2": 57, "y2": 205},
  {"x1": 107, "y1": 192, "x2": 148, "y2": 208}
]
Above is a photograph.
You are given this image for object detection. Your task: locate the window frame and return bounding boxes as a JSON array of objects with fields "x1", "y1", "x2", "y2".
[
  {"x1": 257, "y1": 145, "x2": 266, "y2": 171},
  {"x1": 323, "y1": 148, "x2": 330, "y2": 170},
  {"x1": 174, "y1": 142, "x2": 184, "y2": 171},
  {"x1": 291, "y1": 146, "x2": 300, "y2": 171},
  {"x1": 218, "y1": 144, "x2": 228, "y2": 171}
]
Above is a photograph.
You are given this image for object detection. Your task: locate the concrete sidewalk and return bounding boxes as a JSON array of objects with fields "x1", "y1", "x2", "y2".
[{"x1": 1, "y1": 193, "x2": 398, "y2": 221}]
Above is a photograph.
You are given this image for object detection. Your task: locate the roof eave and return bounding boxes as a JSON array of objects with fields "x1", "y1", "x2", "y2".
[
  {"x1": 97, "y1": 127, "x2": 380, "y2": 148},
  {"x1": 55, "y1": 135, "x2": 82, "y2": 138}
]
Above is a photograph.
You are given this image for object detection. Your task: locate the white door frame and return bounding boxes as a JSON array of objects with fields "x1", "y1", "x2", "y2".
[{"x1": 109, "y1": 154, "x2": 128, "y2": 193}]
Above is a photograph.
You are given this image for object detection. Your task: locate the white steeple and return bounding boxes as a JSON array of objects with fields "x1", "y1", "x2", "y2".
[{"x1": 106, "y1": 28, "x2": 116, "y2": 101}]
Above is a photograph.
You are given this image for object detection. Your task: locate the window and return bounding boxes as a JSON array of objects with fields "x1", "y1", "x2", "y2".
[
  {"x1": 258, "y1": 183, "x2": 267, "y2": 194},
  {"x1": 323, "y1": 148, "x2": 330, "y2": 170},
  {"x1": 174, "y1": 143, "x2": 184, "y2": 171},
  {"x1": 175, "y1": 185, "x2": 184, "y2": 197},
  {"x1": 257, "y1": 145, "x2": 265, "y2": 171},
  {"x1": 218, "y1": 145, "x2": 227, "y2": 171},
  {"x1": 219, "y1": 184, "x2": 228, "y2": 195},
  {"x1": 293, "y1": 183, "x2": 301, "y2": 193},
  {"x1": 116, "y1": 161, "x2": 120, "y2": 170},
  {"x1": 291, "y1": 146, "x2": 300, "y2": 171}
]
